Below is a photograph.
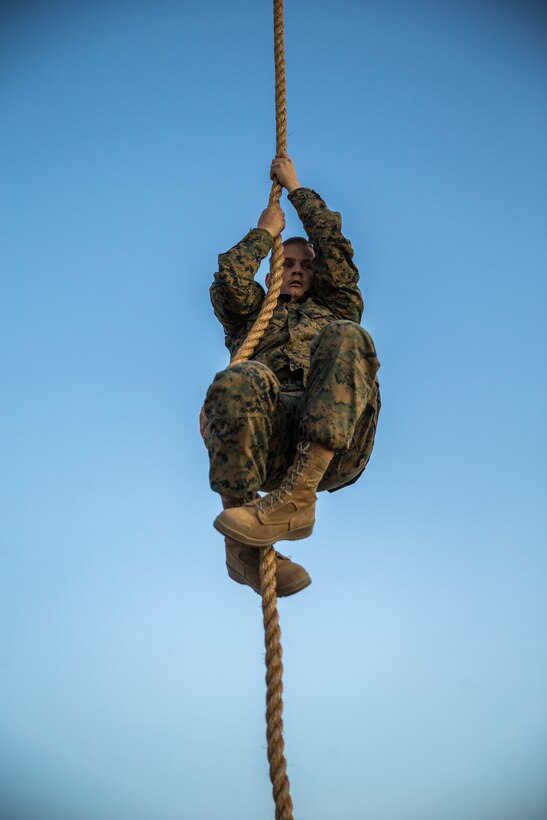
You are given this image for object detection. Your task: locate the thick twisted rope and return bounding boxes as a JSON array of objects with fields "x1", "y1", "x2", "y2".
[
  {"x1": 230, "y1": 2, "x2": 294, "y2": 818},
  {"x1": 230, "y1": 3, "x2": 286, "y2": 365}
]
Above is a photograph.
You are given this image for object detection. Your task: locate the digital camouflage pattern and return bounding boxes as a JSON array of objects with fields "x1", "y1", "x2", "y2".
[
  {"x1": 202, "y1": 321, "x2": 380, "y2": 498},
  {"x1": 203, "y1": 188, "x2": 380, "y2": 497}
]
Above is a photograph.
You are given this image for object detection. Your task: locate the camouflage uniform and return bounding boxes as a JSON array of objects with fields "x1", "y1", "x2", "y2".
[{"x1": 202, "y1": 188, "x2": 380, "y2": 499}]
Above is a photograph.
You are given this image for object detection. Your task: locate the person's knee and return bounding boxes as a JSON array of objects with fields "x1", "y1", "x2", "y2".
[
  {"x1": 312, "y1": 320, "x2": 377, "y2": 356},
  {"x1": 205, "y1": 360, "x2": 279, "y2": 415},
  {"x1": 216, "y1": 360, "x2": 277, "y2": 391}
]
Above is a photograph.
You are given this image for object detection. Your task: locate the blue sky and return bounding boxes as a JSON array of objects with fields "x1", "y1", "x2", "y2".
[{"x1": 1, "y1": 2, "x2": 546, "y2": 819}]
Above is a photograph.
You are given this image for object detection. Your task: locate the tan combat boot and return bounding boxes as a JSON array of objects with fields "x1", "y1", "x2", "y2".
[
  {"x1": 215, "y1": 442, "x2": 333, "y2": 548},
  {"x1": 221, "y1": 495, "x2": 311, "y2": 597},
  {"x1": 225, "y1": 540, "x2": 311, "y2": 597}
]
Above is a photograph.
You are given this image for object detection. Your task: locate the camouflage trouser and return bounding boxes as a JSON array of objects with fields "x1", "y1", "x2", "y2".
[{"x1": 201, "y1": 320, "x2": 380, "y2": 499}]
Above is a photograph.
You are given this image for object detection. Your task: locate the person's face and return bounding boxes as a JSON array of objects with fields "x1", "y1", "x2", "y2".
[{"x1": 266, "y1": 241, "x2": 315, "y2": 297}]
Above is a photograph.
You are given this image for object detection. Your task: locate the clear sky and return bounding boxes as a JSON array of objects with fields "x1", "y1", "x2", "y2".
[{"x1": 1, "y1": 1, "x2": 546, "y2": 819}]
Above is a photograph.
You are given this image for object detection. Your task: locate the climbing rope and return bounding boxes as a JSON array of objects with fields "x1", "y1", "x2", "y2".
[
  {"x1": 230, "y1": 2, "x2": 294, "y2": 818},
  {"x1": 230, "y1": 0, "x2": 287, "y2": 365},
  {"x1": 197, "y1": 0, "x2": 293, "y2": 813}
]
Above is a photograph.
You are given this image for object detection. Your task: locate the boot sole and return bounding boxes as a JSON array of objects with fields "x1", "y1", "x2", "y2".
[
  {"x1": 214, "y1": 516, "x2": 314, "y2": 547},
  {"x1": 227, "y1": 566, "x2": 312, "y2": 598}
]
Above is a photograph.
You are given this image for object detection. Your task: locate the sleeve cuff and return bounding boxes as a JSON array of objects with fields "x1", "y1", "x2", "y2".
[
  {"x1": 288, "y1": 187, "x2": 323, "y2": 207},
  {"x1": 249, "y1": 227, "x2": 275, "y2": 249}
]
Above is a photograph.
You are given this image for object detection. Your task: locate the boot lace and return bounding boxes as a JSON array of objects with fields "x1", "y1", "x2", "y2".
[{"x1": 253, "y1": 442, "x2": 311, "y2": 512}]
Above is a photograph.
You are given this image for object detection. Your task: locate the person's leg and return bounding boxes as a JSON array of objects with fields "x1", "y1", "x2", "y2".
[
  {"x1": 214, "y1": 321, "x2": 380, "y2": 547},
  {"x1": 319, "y1": 379, "x2": 380, "y2": 492},
  {"x1": 303, "y1": 319, "x2": 381, "y2": 491},
  {"x1": 202, "y1": 361, "x2": 311, "y2": 595},
  {"x1": 201, "y1": 360, "x2": 281, "y2": 500},
  {"x1": 301, "y1": 320, "x2": 380, "y2": 453}
]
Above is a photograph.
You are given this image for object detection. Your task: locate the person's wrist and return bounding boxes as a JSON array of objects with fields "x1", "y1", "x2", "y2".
[{"x1": 286, "y1": 178, "x2": 301, "y2": 193}]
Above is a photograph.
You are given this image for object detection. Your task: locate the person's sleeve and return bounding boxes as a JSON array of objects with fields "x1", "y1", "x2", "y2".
[
  {"x1": 210, "y1": 228, "x2": 273, "y2": 334},
  {"x1": 288, "y1": 188, "x2": 364, "y2": 322}
]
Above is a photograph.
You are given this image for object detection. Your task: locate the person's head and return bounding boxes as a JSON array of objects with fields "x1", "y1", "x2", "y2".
[{"x1": 265, "y1": 236, "x2": 315, "y2": 298}]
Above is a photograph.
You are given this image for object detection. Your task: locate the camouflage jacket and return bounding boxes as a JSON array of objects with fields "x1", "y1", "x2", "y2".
[{"x1": 210, "y1": 188, "x2": 365, "y2": 385}]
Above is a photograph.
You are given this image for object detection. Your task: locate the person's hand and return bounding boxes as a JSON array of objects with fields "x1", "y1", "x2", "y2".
[
  {"x1": 257, "y1": 202, "x2": 285, "y2": 238},
  {"x1": 270, "y1": 151, "x2": 301, "y2": 193}
]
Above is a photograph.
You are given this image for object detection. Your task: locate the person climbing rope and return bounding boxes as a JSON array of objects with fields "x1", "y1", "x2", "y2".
[{"x1": 201, "y1": 151, "x2": 381, "y2": 597}]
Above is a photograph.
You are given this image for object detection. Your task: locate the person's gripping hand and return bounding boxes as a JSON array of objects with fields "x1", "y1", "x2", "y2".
[
  {"x1": 270, "y1": 150, "x2": 302, "y2": 193},
  {"x1": 257, "y1": 201, "x2": 286, "y2": 238}
]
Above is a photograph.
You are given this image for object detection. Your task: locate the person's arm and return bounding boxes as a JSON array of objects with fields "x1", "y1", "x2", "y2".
[
  {"x1": 271, "y1": 152, "x2": 364, "y2": 323},
  {"x1": 210, "y1": 203, "x2": 285, "y2": 335},
  {"x1": 289, "y1": 188, "x2": 363, "y2": 322}
]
